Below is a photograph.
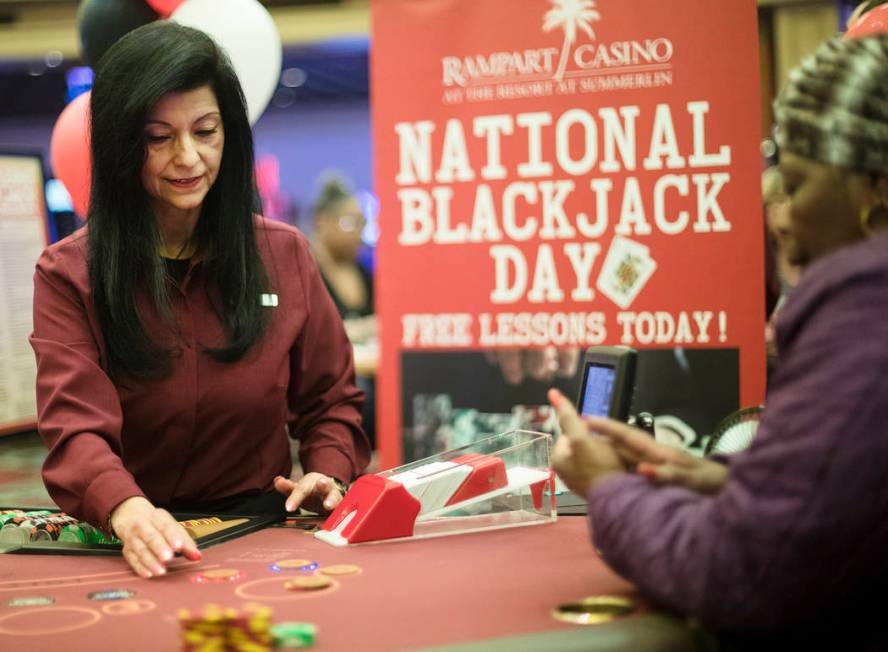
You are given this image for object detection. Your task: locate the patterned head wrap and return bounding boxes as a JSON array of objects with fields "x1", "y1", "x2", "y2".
[{"x1": 774, "y1": 34, "x2": 888, "y2": 174}]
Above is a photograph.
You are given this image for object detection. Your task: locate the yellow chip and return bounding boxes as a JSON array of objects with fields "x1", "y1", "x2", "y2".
[
  {"x1": 318, "y1": 564, "x2": 362, "y2": 576},
  {"x1": 275, "y1": 559, "x2": 312, "y2": 569},
  {"x1": 200, "y1": 568, "x2": 241, "y2": 580},
  {"x1": 284, "y1": 575, "x2": 333, "y2": 591},
  {"x1": 551, "y1": 596, "x2": 636, "y2": 625}
]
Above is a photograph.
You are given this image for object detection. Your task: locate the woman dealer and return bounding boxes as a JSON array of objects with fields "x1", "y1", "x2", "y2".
[{"x1": 30, "y1": 22, "x2": 369, "y2": 578}]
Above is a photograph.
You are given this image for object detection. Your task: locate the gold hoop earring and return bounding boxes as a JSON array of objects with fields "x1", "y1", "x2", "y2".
[
  {"x1": 860, "y1": 205, "x2": 875, "y2": 233},
  {"x1": 860, "y1": 202, "x2": 888, "y2": 233}
]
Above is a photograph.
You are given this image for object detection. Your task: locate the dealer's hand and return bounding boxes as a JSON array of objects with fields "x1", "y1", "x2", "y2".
[
  {"x1": 110, "y1": 496, "x2": 201, "y2": 578},
  {"x1": 587, "y1": 416, "x2": 728, "y2": 495},
  {"x1": 548, "y1": 389, "x2": 627, "y2": 496},
  {"x1": 274, "y1": 472, "x2": 344, "y2": 514}
]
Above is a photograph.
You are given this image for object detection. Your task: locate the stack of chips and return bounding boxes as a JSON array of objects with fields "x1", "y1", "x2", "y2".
[
  {"x1": 0, "y1": 510, "x2": 120, "y2": 546},
  {"x1": 0, "y1": 512, "x2": 80, "y2": 544},
  {"x1": 58, "y1": 522, "x2": 120, "y2": 545},
  {"x1": 178, "y1": 517, "x2": 223, "y2": 528},
  {"x1": 0, "y1": 509, "x2": 52, "y2": 528},
  {"x1": 179, "y1": 603, "x2": 274, "y2": 651}
]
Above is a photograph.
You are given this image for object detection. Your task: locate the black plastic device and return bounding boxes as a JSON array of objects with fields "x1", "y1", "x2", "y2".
[{"x1": 574, "y1": 346, "x2": 637, "y2": 422}]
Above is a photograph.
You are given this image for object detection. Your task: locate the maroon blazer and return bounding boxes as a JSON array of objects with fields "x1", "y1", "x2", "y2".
[{"x1": 30, "y1": 217, "x2": 370, "y2": 528}]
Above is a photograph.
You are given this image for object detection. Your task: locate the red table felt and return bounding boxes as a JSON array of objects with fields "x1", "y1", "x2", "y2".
[{"x1": 0, "y1": 517, "x2": 645, "y2": 650}]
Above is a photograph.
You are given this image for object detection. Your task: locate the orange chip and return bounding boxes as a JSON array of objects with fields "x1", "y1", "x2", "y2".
[
  {"x1": 200, "y1": 568, "x2": 241, "y2": 580},
  {"x1": 275, "y1": 559, "x2": 312, "y2": 569},
  {"x1": 318, "y1": 564, "x2": 361, "y2": 576},
  {"x1": 284, "y1": 575, "x2": 333, "y2": 591}
]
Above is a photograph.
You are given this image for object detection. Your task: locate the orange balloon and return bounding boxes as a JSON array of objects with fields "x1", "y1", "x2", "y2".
[{"x1": 50, "y1": 91, "x2": 92, "y2": 218}]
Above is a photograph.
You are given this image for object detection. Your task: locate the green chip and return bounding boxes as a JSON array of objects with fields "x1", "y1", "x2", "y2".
[
  {"x1": 59, "y1": 525, "x2": 86, "y2": 543},
  {"x1": 8, "y1": 596, "x2": 54, "y2": 607},
  {"x1": 271, "y1": 622, "x2": 316, "y2": 648}
]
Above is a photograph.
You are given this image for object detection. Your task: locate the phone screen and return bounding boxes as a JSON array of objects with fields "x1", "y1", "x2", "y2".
[{"x1": 579, "y1": 363, "x2": 616, "y2": 417}]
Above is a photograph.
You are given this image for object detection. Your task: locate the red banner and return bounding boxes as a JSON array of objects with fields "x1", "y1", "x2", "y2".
[{"x1": 372, "y1": 0, "x2": 764, "y2": 467}]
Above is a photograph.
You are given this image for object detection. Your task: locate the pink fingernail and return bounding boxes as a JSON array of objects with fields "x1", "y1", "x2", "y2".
[{"x1": 548, "y1": 388, "x2": 563, "y2": 407}]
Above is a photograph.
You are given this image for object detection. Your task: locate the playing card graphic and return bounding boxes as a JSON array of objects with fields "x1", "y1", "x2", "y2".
[{"x1": 596, "y1": 236, "x2": 657, "y2": 309}]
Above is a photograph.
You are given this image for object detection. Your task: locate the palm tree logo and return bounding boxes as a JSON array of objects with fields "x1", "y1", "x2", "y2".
[{"x1": 543, "y1": 0, "x2": 601, "y2": 81}]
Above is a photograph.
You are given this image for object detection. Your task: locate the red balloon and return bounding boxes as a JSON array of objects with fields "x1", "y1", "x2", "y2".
[
  {"x1": 145, "y1": 0, "x2": 184, "y2": 16},
  {"x1": 50, "y1": 91, "x2": 92, "y2": 218},
  {"x1": 845, "y1": 5, "x2": 888, "y2": 39}
]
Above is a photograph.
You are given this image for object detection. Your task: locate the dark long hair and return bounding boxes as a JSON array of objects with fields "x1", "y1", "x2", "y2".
[{"x1": 87, "y1": 21, "x2": 268, "y2": 378}]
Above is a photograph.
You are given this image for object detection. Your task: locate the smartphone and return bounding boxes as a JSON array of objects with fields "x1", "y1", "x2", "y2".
[{"x1": 575, "y1": 346, "x2": 637, "y2": 422}]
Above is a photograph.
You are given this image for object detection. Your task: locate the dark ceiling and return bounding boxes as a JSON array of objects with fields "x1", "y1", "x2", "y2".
[
  {"x1": 0, "y1": 0, "x2": 365, "y2": 118},
  {"x1": 0, "y1": 35, "x2": 369, "y2": 119}
]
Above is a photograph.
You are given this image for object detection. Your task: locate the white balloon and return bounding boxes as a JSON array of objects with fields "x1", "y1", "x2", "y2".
[{"x1": 172, "y1": 0, "x2": 281, "y2": 125}]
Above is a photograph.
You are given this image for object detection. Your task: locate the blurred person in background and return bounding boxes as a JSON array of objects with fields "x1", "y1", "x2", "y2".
[
  {"x1": 762, "y1": 166, "x2": 802, "y2": 295},
  {"x1": 762, "y1": 165, "x2": 802, "y2": 371},
  {"x1": 311, "y1": 176, "x2": 377, "y2": 449}
]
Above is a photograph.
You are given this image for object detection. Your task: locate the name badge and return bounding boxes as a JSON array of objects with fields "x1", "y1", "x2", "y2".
[{"x1": 261, "y1": 293, "x2": 279, "y2": 307}]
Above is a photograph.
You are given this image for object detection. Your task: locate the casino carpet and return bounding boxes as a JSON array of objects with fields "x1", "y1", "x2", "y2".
[{"x1": 0, "y1": 430, "x2": 54, "y2": 507}]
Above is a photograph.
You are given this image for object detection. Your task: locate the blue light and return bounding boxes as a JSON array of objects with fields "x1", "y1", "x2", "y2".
[
  {"x1": 65, "y1": 67, "x2": 94, "y2": 104},
  {"x1": 46, "y1": 179, "x2": 73, "y2": 213},
  {"x1": 356, "y1": 189, "x2": 379, "y2": 247},
  {"x1": 268, "y1": 562, "x2": 319, "y2": 573}
]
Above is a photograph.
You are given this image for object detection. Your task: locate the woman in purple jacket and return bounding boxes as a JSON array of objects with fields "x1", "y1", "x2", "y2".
[{"x1": 549, "y1": 33, "x2": 888, "y2": 646}]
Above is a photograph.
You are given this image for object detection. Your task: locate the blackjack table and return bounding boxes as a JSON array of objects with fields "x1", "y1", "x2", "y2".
[{"x1": 0, "y1": 512, "x2": 703, "y2": 651}]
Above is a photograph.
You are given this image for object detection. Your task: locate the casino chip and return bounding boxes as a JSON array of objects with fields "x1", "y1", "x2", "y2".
[
  {"x1": 318, "y1": 564, "x2": 361, "y2": 576},
  {"x1": 551, "y1": 596, "x2": 637, "y2": 625},
  {"x1": 7, "y1": 596, "x2": 54, "y2": 607},
  {"x1": 271, "y1": 622, "x2": 317, "y2": 648},
  {"x1": 60, "y1": 522, "x2": 119, "y2": 544},
  {"x1": 179, "y1": 603, "x2": 273, "y2": 651},
  {"x1": 88, "y1": 589, "x2": 135, "y2": 601},
  {"x1": 196, "y1": 568, "x2": 243, "y2": 583},
  {"x1": 283, "y1": 576, "x2": 332, "y2": 591},
  {"x1": 275, "y1": 559, "x2": 312, "y2": 569}
]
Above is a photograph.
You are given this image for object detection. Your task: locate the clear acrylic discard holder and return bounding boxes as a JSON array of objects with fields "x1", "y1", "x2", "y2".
[{"x1": 315, "y1": 430, "x2": 556, "y2": 547}]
